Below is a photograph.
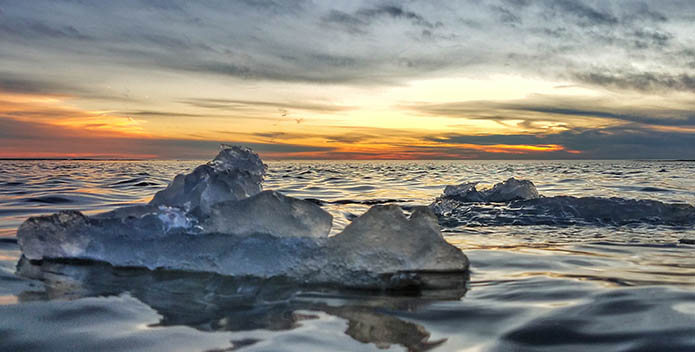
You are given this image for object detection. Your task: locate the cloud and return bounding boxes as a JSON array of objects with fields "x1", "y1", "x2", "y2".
[
  {"x1": 403, "y1": 94, "x2": 695, "y2": 127},
  {"x1": 427, "y1": 124, "x2": 695, "y2": 159},
  {"x1": 0, "y1": 0, "x2": 693, "y2": 159},
  {"x1": 180, "y1": 98, "x2": 353, "y2": 113},
  {"x1": 0, "y1": 116, "x2": 331, "y2": 159},
  {"x1": 1, "y1": 0, "x2": 692, "y2": 90},
  {"x1": 0, "y1": 74, "x2": 82, "y2": 95},
  {"x1": 323, "y1": 4, "x2": 440, "y2": 34},
  {"x1": 0, "y1": 18, "x2": 91, "y2": 41},
  {"x1": 573, "y1": 71, "x2": 695, "y2": 93},
  {"x1": 546, "y1": 0, "x2": 618, "y2": 27}
]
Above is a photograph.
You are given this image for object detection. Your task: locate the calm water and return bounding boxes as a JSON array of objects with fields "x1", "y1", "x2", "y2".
[{"x1": 1, "y1": 159, "x2": 694, "y2": 351}]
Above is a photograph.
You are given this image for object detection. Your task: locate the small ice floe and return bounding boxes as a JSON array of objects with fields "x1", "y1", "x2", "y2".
[
  {"x1": 442, "y1": 178, "x2": 539, "y2": 203},
  {"x1": 432, "y1": 178, "x2": 695, "y2": 227},
  {"x1": 17, "y1": 146, "x2": 469, "y2": 290}
]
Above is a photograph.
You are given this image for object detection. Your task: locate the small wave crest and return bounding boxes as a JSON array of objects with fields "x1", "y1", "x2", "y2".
[{"x1": 23, "y1": 196, "x2": 73, "y2": 204}]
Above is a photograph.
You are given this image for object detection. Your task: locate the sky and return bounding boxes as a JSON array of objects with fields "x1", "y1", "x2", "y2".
[{"x1": 0, "y1": 0, "x2": 693, "y2": 159}]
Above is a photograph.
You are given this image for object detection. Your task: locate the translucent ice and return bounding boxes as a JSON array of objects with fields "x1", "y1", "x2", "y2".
[
  {"x1": 442, "y1": 183, "x2": 484, "y2": 202},
  {"x1": 484, "y1": 177, "x2": 540, "y2": 202},
  {"x1": 200, "y1": 190, "x2": 333, "y2": 238},
  {"x1": 18, "y1": 205, "x2": 468, "y2": 289},
  {"x1": 324, "y1": 205, "x2": 469, "y2": 289},
  {"x1": 16, "y1": 145, "x2": 469, "y2": 290},
  {"x1": 150, "y1": 145, "x2": 267, "y2": 213},
  {"x1": 432, "y1": 178, "x2": 695, "y2": 227},
  {"x1": 440, "y1": 178, "x2": 539, "y2": 204}
]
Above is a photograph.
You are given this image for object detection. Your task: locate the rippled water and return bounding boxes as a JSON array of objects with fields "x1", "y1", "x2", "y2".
[{"x1": 1, "y1": 160, "x2": 694, "y2": 351}]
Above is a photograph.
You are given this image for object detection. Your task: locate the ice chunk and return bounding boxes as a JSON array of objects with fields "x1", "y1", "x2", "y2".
[
  {"x1": 325, "y1": 205, "x2": 469, "y2": 286},
  {"x1": 432, "y1": 177, "x2": 695, "y2": 227},
  {"x1": 442, "y1": 183, "x2": 484, "y2": 202},
  {"x1": 17, "y1": 205, "x2": 469, "y2": 290},
  {"x1": 150, "y1": 145, "x2": 267, "y2": 213},
  {"x1": 483, "y1": 177, "x2": 539, "y2": 202},
  {"x1": 16, "y1": 145, "x2": 468, "y2": 290},
  {"x1": 200, "y1": 190, "x2": 332, "y2": 238},
  {"x1": 433, "y1": 194, "x2": 695, "y2": 227},
  {"x1": 438, "y1": 178, "x2": 539, "y2": 203},
  {"x1": 17, "y1": 211, "x2": 90, "y2": 261}
]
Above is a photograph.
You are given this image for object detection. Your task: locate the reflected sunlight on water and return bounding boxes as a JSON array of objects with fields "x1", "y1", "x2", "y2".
[{"x1": 1, "y1": 159, "x2": 694, "y2": 351}]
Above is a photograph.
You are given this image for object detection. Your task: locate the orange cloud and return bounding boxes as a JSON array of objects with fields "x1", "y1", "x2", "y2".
[
  {"x1": 259, "y1": 141, "x2": 580, "y2": 160},
  {"x1": 447, "y1": 143, "x2": 574, "y2": 154},
  {"x1": 0, "y1": 90, "x2": 583, "y2": 159},
  {"x1": 0, "y1": 91, "x2": 146, "y2": 137}
]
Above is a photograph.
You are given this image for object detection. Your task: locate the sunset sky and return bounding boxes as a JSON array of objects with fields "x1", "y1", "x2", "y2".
[{"x1": 1, "y1": 0, "x2": 694, "y2": 159}]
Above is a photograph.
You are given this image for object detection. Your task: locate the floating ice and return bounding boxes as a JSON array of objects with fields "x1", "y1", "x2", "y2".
[
  {"x1": 432, "y1": 178, "x2": 695, "y2": 227},
  {"x1": 150, "y1": 145, "x2": 267, "y2": 213},
  {"x1": 200, "y1": 190, "x2": 333, "y2": 238},
  {"x1": 484, "y1": 178, "x2": 540, "y2": 202},
  {"x1": 17, "y1": 146, "x2": 469, "y2": 290},
  {"x1": 18, "y1": 205, "x2": 468, "y2": 289},
  {"x1": 441, "y1": 178, "x2": 539, "y2": 204},
  {"x1": 442, "y1": 183, "x2": 484, "y2": 202},
  {"x1": 323, "y1": 205, "x2": 469, "y2": 289}
]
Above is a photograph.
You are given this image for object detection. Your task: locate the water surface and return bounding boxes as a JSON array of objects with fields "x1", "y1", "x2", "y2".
[{"x1": 1, "y1": 160, "x2": 694, "y2": 351}]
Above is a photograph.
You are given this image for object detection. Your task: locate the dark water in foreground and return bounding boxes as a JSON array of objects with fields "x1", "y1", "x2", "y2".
[{"x1": 1, "y1": 160, "x2": 694, "y2": 351}]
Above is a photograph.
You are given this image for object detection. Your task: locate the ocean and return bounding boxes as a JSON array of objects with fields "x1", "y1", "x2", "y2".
[{"x1": 1, "y1": 159, "x2": 694, "y2": 351}]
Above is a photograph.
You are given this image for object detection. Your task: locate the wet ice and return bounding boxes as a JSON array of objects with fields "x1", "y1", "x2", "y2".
[
  {"x1": 17, "y1": 146, "x2": 469, "y2": 290},
  {"x1": 433, "y1": 177, "x2": 695, "y2": 227}
]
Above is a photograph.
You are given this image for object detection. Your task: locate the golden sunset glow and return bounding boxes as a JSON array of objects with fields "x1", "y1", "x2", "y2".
[{"x1": 1, "y1": 1, "x2": 693, "y2": 159}]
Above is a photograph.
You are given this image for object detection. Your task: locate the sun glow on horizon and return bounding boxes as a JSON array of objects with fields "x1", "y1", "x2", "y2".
[{"x1": 0, "y1": 71, "x2": 688, "y2": 159}]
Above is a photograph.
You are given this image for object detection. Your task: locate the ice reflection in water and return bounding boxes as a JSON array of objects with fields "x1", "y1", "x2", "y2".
[{"x1": 16, "y1": 258, "x2": 462, "y2": 351}]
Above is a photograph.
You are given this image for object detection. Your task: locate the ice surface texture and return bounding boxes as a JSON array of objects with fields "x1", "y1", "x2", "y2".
[
  {"x1": 18, "y1": 206, "x2": 468, "y2": 289},
  {"x1": 150, "y1": 145, "x2": 267, "y2": 213},
  {"x1": 200, "y1": 190, "x2": 333, "y2": 238},
  {"x1": 17, "y1": 146, "x2": 469, "y2": 290},
  {"x1": 433, "y1": 178, "x2": 695, "y2": 226},
  {"x1": 442, "y1": 178, "x2": 539, "y2": 203}
]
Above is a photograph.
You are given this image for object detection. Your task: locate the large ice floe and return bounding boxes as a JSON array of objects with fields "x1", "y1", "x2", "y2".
[
  {"x1": 17, "y1": 146, "x2": 469, "y2": 290},
  {"x1": 432, "y1": 178, "x2": 695, "y2": 227}
]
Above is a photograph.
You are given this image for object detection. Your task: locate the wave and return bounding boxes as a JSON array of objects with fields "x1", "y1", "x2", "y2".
[
  {"x1": 23, "y1": 196, "x2": 73, "y2": 204},
  {"x1": 304, "y1": 198, "x2": 411, "y2": 206}
]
